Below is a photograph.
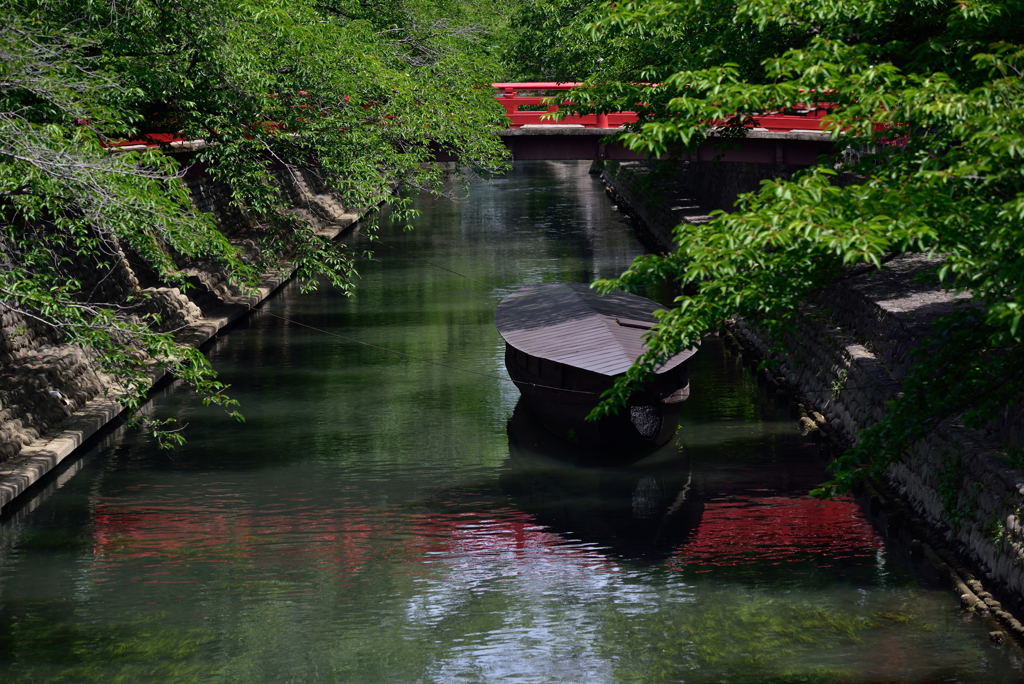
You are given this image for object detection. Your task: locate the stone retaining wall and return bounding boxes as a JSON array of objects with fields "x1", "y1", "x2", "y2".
[
  {"x1": 599, "y1": 160, "x2": 1024, "y2": 624},
  {"x1": 0, "y1": 158, "x2": 361, "y2": 511}
]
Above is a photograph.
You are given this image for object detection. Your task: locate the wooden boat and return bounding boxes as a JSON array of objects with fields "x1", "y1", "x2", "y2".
[{"x1": 496, "y1": 282, "x2": 696, "y2": 448}]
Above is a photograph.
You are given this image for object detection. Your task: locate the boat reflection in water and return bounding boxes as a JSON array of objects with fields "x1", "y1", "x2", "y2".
[
  {"x1": 504, "y1": 397, "x2": 884, "y2": 571},
  {"x1": 502, "y1": 400, "x2": 703, "y2": 561}
]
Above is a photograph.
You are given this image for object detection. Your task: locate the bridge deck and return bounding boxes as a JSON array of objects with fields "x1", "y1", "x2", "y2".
[{"x1": 498, "y1": 126, "x2": 832, "y2": 163}]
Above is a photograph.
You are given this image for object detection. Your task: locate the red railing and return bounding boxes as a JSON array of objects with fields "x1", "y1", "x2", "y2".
[
  {"x1": 493, "y1": 82, "x2": 835, "y2": 133},
  {"x1": 493, "y1": 82, "x2": 638, "y2": 129},
  {"x1": 750, "y1": 107, "x2": 835, "y2": 133},
  {"x1": 103, "y1": 83, "x2": 838, "y2": 149}
]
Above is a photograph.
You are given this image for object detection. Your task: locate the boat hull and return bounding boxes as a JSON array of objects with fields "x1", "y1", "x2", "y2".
[{"x1": 504, "y1": 344, "x2": 688, "y2": 449}]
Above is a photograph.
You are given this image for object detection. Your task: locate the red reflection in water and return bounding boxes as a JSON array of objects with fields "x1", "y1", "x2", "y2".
[
  {"x1": 90, "y1": 498, "x2": 378, "y2": 583},
  {"x1": 89, "y1": 495, "x2": 614, "y2": 585},
  {"x1": 91, "y1": 493, "x2": 871, "y2": 581},
  {"x1": 668, "y1": 496, "x2": 881, "y2": 570}
]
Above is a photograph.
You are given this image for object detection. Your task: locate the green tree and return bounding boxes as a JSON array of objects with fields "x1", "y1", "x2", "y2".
[
  {"x1": 1, "y1": 0, "x2": 511, "y2": 442},
  {"x1": 503, "y1": 0, "x2": 805, "y2": 83},
  {"x1": 515, "y1": 0, "x2": 1024, "y2": 490}
]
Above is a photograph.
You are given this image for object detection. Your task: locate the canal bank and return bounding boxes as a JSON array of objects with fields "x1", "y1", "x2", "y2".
[
  {"x1": 0, "y1": 159, "x2": 363, "y2": 514},
  {"x1": 598, "y1": 158, "x2": 1024, "y2": 643}
]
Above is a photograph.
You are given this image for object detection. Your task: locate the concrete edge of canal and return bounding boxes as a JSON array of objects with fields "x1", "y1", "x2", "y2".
[
  {"x1": 0, "y1": 161, "x2": 366, "y2": 516},
  {"x1": 596, "y1": 158, "x2": 1024, "y2": 648}
]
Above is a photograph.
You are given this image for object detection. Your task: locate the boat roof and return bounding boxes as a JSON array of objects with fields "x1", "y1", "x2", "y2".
[{"x1": 495, "y1": 283, "x2": 696, "y2": 376}]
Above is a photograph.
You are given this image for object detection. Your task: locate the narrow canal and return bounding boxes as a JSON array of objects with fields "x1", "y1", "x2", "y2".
[{"x1": 0, "y1": 162, "x2": 1020, "y2": 682}]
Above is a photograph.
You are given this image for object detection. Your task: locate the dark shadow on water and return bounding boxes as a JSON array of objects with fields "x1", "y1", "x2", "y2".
[{"x1": 501, "y1": 399, "x2": 703, "y2": 562}]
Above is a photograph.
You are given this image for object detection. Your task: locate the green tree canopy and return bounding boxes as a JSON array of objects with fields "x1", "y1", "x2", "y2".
[
  {"x1": 1, "y1": 0, "x2": 511, "y2": 440},
  {"x1": 506, "y1": 0, "x2": 1024, "y2": 491}
]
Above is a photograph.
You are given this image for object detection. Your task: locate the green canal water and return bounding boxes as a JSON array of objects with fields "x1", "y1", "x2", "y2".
[{"x1": 0, "y1": 162, "x2": 1021, "y2": 682}]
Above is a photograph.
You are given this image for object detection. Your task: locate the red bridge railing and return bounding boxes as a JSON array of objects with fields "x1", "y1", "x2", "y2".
[
  {"x1": 493, "y1": 82, "x2": 638, "y2": 129},
  {"x1": 493, "y1": 82, "x2": 834, "y2": 133},
  {"x1": 104, "y1": 83, "x2": 837, "y2": 149}
]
